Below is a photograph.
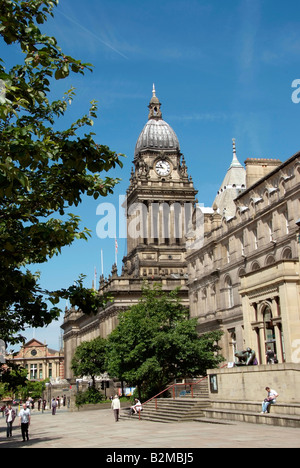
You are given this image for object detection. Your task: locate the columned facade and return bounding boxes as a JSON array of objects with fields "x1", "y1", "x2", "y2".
[{"x1": 187, "y1": 150, "x2": 300, "y2": 365}]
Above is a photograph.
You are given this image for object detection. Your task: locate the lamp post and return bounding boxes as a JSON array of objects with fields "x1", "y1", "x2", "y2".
[
  {"x1": 296, "y1": 219, "x2": 300, "y2": 277},
  {"x1": 45, "y1": 382, "x2": 52, "y2": 410},
  {"x1": 296, "y1": 219, "x2": 300, "y2": 242}
]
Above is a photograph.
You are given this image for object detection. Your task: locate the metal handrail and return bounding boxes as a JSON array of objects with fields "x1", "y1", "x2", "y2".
[{"x1": 138, "y1": 364, "x2": 228, "y2": 420}]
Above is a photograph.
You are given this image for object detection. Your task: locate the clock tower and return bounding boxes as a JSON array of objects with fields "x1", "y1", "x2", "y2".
[
  {"x1": 124, "y1": 85, "x2": 198, "y2": 279},
  {"x1": 62, "y1": 86, "x2": 198, "y2": 379}
]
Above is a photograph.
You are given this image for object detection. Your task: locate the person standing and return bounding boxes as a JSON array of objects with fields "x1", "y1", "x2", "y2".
[
  {"x1": 51, "y1": 398, "x2": 58, "y2": 415},
  {"x1": 5, "y1": 404, "x2": 16, "y2": 438},
  {"x1": 111, "y1": 395, "x2": 121, "y2": 422},
  {"x1": 19, "y1": 403, "x2": 31, "y2": 442}
]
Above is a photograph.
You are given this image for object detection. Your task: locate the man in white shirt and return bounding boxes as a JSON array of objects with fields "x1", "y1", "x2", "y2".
[
  {"x1": 111, "y1": 395, "x2": 121, "y2": 422},
  {"x1": 261, "y1": 387, "x2": 279, "y2": 414},
  {"x1": 5, "y1": 404, "x2": 16, "y2": 438},
  {"x1": 19, "y1": 403, "x2": 31, "y2": 441}
]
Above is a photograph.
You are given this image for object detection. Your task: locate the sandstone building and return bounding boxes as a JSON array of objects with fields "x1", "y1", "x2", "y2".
[
  {"x1": 7, "y1": 339, "x2": 64, "y2": 381},
  {"x1": 62, "y1": 88, "x2": 300, "y2": 379},
  {"x1": 187, "y1": 148, "x2": 300, "y2": 365}
]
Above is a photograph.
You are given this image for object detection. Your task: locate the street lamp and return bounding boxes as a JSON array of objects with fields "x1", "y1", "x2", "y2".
[
  {"x1": 45, "y1": 382, "x2": 52, "y2": 410},
  {"x1": 296, "y1": 219, "x2": 300, "y2": 244}
]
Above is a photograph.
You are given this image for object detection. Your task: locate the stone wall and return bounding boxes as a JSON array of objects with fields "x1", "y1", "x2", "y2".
[{"x1": 207, "y1": 364, "x2": 300, "y2": 404}]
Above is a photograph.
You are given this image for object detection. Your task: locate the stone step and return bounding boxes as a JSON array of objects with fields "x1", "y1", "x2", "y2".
[
  {"x1": 202, "y1": 408, "x2": 300, "y2": 428},
  {"x1": 121, "y1": 397, "x2": 300, "y2": 428},
  {"x1": 195, "y1": 400, "x2": 300, "y2": 428},
  {"x1": 120, "y1": 399, "x2": 211, "y2": 423},
  {"x1": 211, "y1": 400, "x2": 300, "y2": 417}
]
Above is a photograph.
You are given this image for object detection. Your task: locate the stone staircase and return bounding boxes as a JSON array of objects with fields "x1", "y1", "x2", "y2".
[
  {"x1": 121, "y1": 398, "x2": 211, "y2": 423},
  {"x1": 178, "y1": 378, "x2": 209, "y2": 399}
]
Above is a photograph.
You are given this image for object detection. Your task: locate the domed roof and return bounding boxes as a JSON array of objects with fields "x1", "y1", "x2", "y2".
[
  {"x1": 135, "y1": 119, "x2": 180, "y2": 156},
  {"x1": 134, "y1": 85, "x2": 180, "y2": 157}
]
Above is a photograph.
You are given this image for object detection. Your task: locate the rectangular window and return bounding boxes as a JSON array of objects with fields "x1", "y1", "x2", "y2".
[
  {"x1": 226, "y1": 244, "x2": 230, "y2": 263},
  {"x1": 284, "y1": 210, "x2": 289, "y2": 235},
  {"x1": 268, "y1": 219, "x2": 274, "y2": 242},
  {"x1": 30, "y1": 364, "x2": 37, "y2": 380},
  {"x1": 240, "y1": 234, "x2": 245, "y2": 256},
  {"x1": 253, "y1": 228, "x2": 258, "y2": 250}
]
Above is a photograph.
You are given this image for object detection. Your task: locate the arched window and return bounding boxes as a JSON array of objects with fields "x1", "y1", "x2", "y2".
[
  {"x1": 225, "y1": 276, "x2": 234, "y2": 308},
  {"x1": 265, "y1": 255, "x2": 275, "y2": 266},
  {"x1": 252, "y1": 261, "x2": 260, "y2": 271},
  {"x1": 282, "y1": 247, "x2": 292, "y2": 259}
]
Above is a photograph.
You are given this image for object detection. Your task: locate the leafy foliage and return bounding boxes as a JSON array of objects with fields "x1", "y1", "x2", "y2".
[
  {"x1": 0, "y1": 1, "x2": 123, "y2": 347},
  {"x1": 107, "y1": 284, "x2": 224, "y2": 401},
  {"x1": 0, "y1": 362, "x2": 28, "y2": 392},
  {"x1": 71, "y1": 337, "x2": 107, "y2": 388},
  {"x1": 75, "y1": 386, "x2": 104, "y2": 408}
]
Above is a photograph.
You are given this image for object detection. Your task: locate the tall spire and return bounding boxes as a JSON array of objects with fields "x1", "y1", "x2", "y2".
[
  {"x1": 230, "y1": 138, "x2": 243, "y2": 168},
  {"x1": 213, "y1": 138, "x2": 246, "y2": 217},
  {"x1": 152, "y1": 83, "x2": 156, "y2": 98},
  {"x1": 148, "y1": 84, "x2": 162, "y2": 120}
]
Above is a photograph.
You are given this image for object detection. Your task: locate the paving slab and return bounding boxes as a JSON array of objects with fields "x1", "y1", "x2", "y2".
[{"x1": 0, "y1": 408, "x2": 299, "y2": 449}]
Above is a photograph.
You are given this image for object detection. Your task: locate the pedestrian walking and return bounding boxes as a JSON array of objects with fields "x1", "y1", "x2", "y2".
[
  {"x1": 5, "y1": 404, "x2": 16, "y2": 438},
  {"x1": 111, "y1": 395, "x2": 121, "y2": 422},
  {"x1": 19, "y1": 403, "x2": 31, "y2": 442}
]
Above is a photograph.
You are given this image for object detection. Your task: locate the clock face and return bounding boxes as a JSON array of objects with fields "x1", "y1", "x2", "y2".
[{"x1": 155, "y1": 160, "x2": 171, "y2": 176}]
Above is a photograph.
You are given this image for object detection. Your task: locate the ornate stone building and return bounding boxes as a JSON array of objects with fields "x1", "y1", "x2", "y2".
[
  {"x1": 187, "y1": 149, "x2": 300, "y2": 364},
  {"x1": 62, "y1": 87, "x2": 198, "y2": 379},
  {"x1": 7, "y1": 339, "x2": 64, "y2": 381},
  {"x1": 62, "y1": 88, "x2": 300, "y2": 378}
]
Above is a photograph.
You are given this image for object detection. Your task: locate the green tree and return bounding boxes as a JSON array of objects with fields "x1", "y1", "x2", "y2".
[
  {"x1": 18, "y1": 379, "x2": 46, "y2": 401},
  {"x1": 0, "y1": 1, "x2": 123, "y2": 347},
  {"x1": 1, "y1": 363, "x2": 28, "y2": 393},
  {"x1": 107, "y1": 284, "x2": 224, "y2": 401},
  {"x1": 71, "y1": 337, "x2": 107, "y2": 388}
]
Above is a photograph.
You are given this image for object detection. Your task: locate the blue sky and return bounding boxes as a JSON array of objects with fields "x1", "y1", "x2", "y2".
[{"x1": 4, "y1": 0, "x2": 300, "y2": 350}]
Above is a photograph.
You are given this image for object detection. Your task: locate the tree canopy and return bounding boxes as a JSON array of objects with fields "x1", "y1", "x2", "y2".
[
  {"x1": 71, "y1": 337, "x2": 107, "y2": 388},
  {"x1": 106, "y1": 284, "x2": 224, "y2": 401},
  {"x1": 0, "y1": 1, "x2": 123, "y2": 347}
]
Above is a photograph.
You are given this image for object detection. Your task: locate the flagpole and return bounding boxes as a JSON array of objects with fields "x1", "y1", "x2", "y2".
[
  {"x1": 101, "y1": 249, "x2": 104, "y2": 276},
  {"x1": 94, "y1": 266, "x2": 97, "y2": 290},
  {"x1": 115, "y1": 238, "x2": 118, "y2": 268}
]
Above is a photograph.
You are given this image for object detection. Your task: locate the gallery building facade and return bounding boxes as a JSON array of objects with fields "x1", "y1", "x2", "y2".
[{"x1": 187, "y1": 150, "x2": 300, "y2": 365}]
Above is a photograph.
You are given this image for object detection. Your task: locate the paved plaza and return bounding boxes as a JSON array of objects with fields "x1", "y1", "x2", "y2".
[{"x1": 0, "y1": 407, "x2": 299, "y2": 449}]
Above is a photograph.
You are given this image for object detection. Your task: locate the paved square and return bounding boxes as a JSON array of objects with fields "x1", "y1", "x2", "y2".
[{"x1": 0, "y1": 408, "x2": 299, "y2": 449}]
